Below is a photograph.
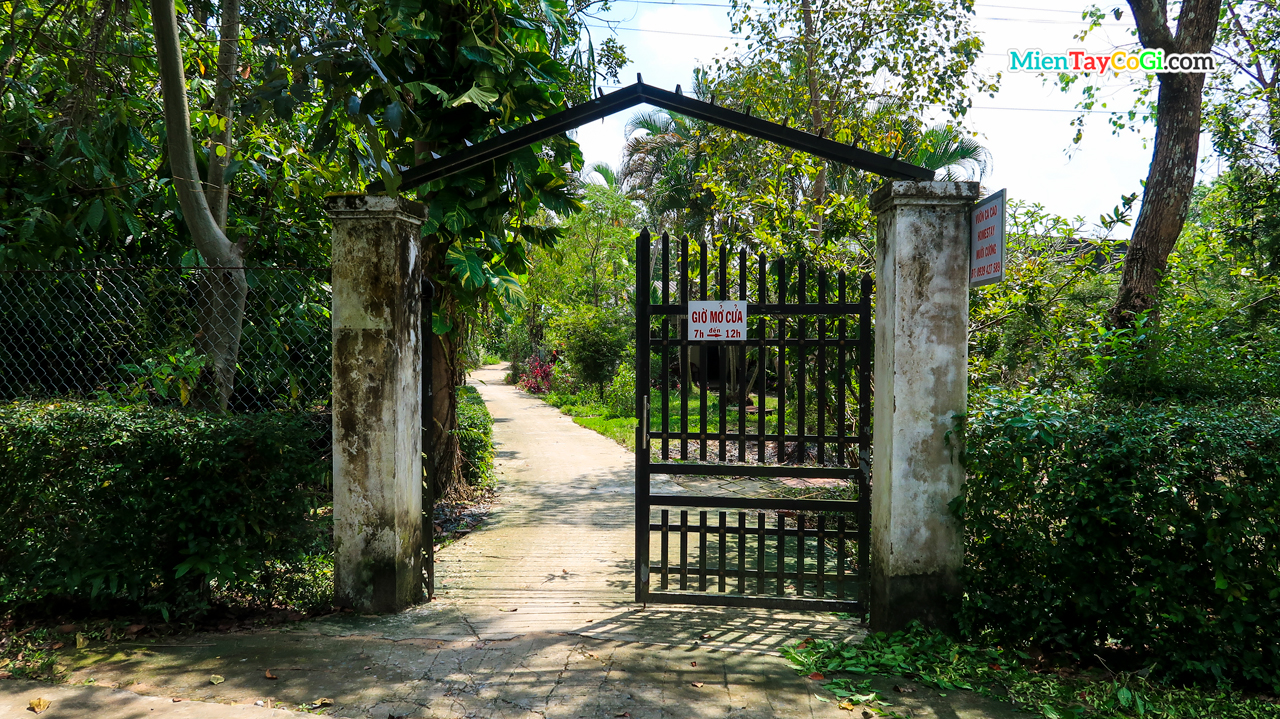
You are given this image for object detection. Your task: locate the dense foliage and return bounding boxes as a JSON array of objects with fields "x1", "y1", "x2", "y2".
[
  {"x1": 546, "y1": 304, "x2": 631, "y2": 396},
  {"x1": 968, "y1": 197, "x2": 1280, "y2": 401},
  {"x1": 785, "y1": 623, "x2": 1280, "y2": 719},
  {"x1": 958, "y1": 392, "x2": 1280, "y2": 691},
  {"x1": 455, "y1": 384, "x2": 494, "y2": 490},
  {"x1": 0, "y1": 401, "x2": 331, "y2": 618}
]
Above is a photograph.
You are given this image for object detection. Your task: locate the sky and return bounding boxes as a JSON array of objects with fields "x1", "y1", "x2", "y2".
[{"x1": 569, "y1": 0, "x2": 1219, "y2": 230}]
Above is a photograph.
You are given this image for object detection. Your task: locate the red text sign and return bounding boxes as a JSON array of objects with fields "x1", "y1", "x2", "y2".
[
  {"x1": 971, "y1": 189, "x2": 1006, "y2": 287},
  {"x1": 688, "y1": 300, "x2": 746, "y2": 340}
]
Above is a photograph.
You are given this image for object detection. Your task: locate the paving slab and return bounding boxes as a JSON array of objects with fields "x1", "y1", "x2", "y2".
[{"x1": 5, "y1": 365, "x2": 1029, "y2": 719}]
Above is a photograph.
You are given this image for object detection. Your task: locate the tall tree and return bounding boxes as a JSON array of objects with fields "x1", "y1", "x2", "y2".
[
  {"x1": 152, "y1": 0, "x2": 247, "y2": 409},
  {"x1": 1107, "y1": 0, "x2": 1223, "y2": 327},
  {"x1": 268, "y1": 0, "x2": 584, "y2": 499},
  {"x1": 701, "y1": 0, "x2": 992, "y2": 265},
  {"x1": 1204, "y1": 0, "x2": 1280, "y2": 270}
]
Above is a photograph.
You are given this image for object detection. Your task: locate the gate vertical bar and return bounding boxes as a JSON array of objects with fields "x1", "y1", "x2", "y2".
[
  {"x1": 776, "y1": 259, "x2": 786, "y2": 463},
  {"x1": 738, "y1": 249, "x2": 748, "y2": 460},
  {"x1": 635, "y1": 228, "x2": 652, "y2": 604},
  {"x1": 756, "y1": 253, "x2": 768, "y2": 463},
  {"x1": 680, "y1": 235, "x2": 689, "y2": 461},
  {"x1": 661, "y1": 232, "x2": 671, "y2": 460},
  {"x1": 718, "y1": 244, "x2": 728, "y2": 462},
  {"x1": 796, "y1": 262, "x2": 807, "y2": 462},
  {"x1": 817, "y1": 269, "x2": 827, "y2": 465},
  {"x1": 857, "y1": 274, "x2": 873, "y2": 590},
  {"x1": 698, "y1": 239, "x2": 708, "y2": 462},
  {"x1": 837, "y1": 273, "x2": 848, "y2": 464}
]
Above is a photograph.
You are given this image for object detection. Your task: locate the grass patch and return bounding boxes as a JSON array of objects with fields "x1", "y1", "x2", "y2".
[
  {"x1": 785, "y1": 623, "x2": 1280, "y2": 719},
  {"x1": 572, "y1": 415, "x2": 638, "y2": 450}
]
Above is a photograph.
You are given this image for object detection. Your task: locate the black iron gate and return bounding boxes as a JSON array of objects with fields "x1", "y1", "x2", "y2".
[{"x1": 634, "y1": 228, "x2": 873, "y2": 612}]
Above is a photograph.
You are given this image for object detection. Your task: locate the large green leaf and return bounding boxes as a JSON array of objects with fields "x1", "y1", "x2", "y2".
[
  {"x1": 445, "y1": 244, "x2": 488, "y2": 291},
  {"x1": 448, "y1": 84, "x2": 500, "y2": 109}
]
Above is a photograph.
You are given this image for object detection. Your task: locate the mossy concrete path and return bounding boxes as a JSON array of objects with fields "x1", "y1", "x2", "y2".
[{"x1": 3, "y1": 365, "x2": 1028, "y2": 719}]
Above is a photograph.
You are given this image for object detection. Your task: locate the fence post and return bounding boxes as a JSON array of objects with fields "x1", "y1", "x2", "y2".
[
  {"x1": 326, "y1": 194, "x2": 426, "y2": 613},
  {"x1": 869, "y1": 180, "x2": 979, "y2": 633}
]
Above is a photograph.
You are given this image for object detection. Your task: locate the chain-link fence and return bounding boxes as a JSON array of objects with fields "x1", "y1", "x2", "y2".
[{"x1": 0, "y1": 266, "x2": 331, "y2": 412}]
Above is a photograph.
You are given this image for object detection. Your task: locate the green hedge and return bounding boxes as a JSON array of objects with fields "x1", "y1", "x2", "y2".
[
  {"x1": 0, "y1": 401, "x2": 330, "y2": 618},
  {"x1": 959, "y1": 392, "x2": 1280, "y2": 690},
  {"x1": 456, "y1": 385, "x2": 494, "y2": 489}
]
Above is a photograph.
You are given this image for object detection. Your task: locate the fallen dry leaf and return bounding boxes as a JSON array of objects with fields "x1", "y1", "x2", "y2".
[
  {"x1": 50, "y1": 643, "x2": 63, "y2": 650},
  {"x1": 808, "y1": 672, "x2": 825, "y2": 681},
  {"x1": 498, "y1": 608, "x2": 518, "y2": 612},
  {"x1": 75, "y1": 633, "x2": 88, "y2": 649},
  {"x1": 615, "y1": 713, "x2": 630, "y2": 717},
  {"x1": 0, "y1": 671, "x2": 12, "y2": 680},
  {"x1": 691, "y1": 682, "x2": 704, "y2": 688},
  {"x1": 125, "y1": 624, "x2": 146, "y2": 636},
  {"x1": 264, "y1": 670, "x2": 277, "y2": 680},
  {"x1": 837, "y1": 700, "x2": 857, "y2": 711},
  {"x1": 307, "y1": 698, "x2": 334, "y2": 709},
  {"x1": 28, "y1": 698, "x2": 50, "y2": 714},
  {"x1": 56, "y1": 624, "x2": 77, "y2": 635},
  {"x1": 210, "y1": 675, "x2": 225, "y2": 685},
  {"x1": 171, "y1": 698, "x2": 183, "y2": 703},
  {"x1": 862, "y1": 711, "x2": 875, "y2": 719},
  {"x1": 893, "y1": 684, "x2": 915, "y2": 693}
]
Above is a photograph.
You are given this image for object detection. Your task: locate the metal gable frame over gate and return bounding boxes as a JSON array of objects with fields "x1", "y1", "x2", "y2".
[{"x1": 634, "y1": 228, "x2": 873, "y2": 612}]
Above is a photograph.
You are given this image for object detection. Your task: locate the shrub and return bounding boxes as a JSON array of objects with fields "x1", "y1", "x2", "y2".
[
  {"x1": 547, "y1": 306, "x2": 630, "y2": 397},
  {"x1": 0, "y1": 401, "x2": 330, "y2": 619},
  {"x1": 958, "y1": 391, "x2": 1280, "y2": 690},
  {"x1": 455, "y1": 385, "x2": 495, "y2": 489},
  {"x1": 516, "y1": 357, "x2": 555, "y2": 394},
  {"x1": 602, "y1": 354, "x2": 636, "y2": 419}
]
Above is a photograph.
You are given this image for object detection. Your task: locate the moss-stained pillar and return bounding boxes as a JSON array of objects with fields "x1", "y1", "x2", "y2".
[
  {"x1": 326, "y1": 194, "x2": 426, "y2": 613},
  {"x1": 869, "y1": 181, "x2": 980, "y2": 633}
]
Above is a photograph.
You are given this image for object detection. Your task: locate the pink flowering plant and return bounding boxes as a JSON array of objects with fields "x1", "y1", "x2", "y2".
[{"x1": 516, "y1": 358, "x2": 555, "y2": 394}]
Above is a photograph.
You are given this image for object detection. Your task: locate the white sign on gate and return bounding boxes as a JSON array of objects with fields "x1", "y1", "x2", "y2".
[
  {"x1": 688, "y1": 300, "x2": 747, "y2": 340},
  {"x1": 970, "y1": 189, "x2": 1006, "y2": 287}
]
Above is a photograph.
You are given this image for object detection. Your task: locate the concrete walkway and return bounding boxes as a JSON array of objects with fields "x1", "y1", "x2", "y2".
[{"x1": 2, "y1": 365, "x2": 1027, "y2": 718}]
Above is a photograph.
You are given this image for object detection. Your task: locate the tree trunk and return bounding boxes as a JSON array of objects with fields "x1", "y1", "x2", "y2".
[
  {"x1": 1110, "y1": 0, "x2": 1222, "y2": 327},
  {"x1": 423, "y1": 241, "x2": 467, "y2": 501},
  {"x1": 1110, "y1": 71, "x2": 1206, "y2": 327},
  {"x1": 800, "y1": 0, "x2": 827, "y2": 239},
  {"x1": 152, "y1": 0, "x2": 246, "y2": 409},
  {"x1": 205, "y1": 0, "x2": 239, "y2": 228}
]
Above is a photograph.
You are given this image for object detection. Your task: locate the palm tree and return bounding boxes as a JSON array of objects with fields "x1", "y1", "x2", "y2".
[
  {"x1": 902, "y1": 125, "x2": 992, "y2": 181},
  {"x1": 618, "y1": 109, "x2": 715, "y2": 235},
  {"x1": 587, "y1": 161, "x2": 620, "y2": 189}
]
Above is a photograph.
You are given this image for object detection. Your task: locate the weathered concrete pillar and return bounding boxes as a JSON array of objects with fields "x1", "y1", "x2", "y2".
[
  {"x1": 869, "y1": 180, "x2": 980, "y2": 633},
  {"x1": 326, "y1": 194, "x2": 426, "y2": 613}
]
